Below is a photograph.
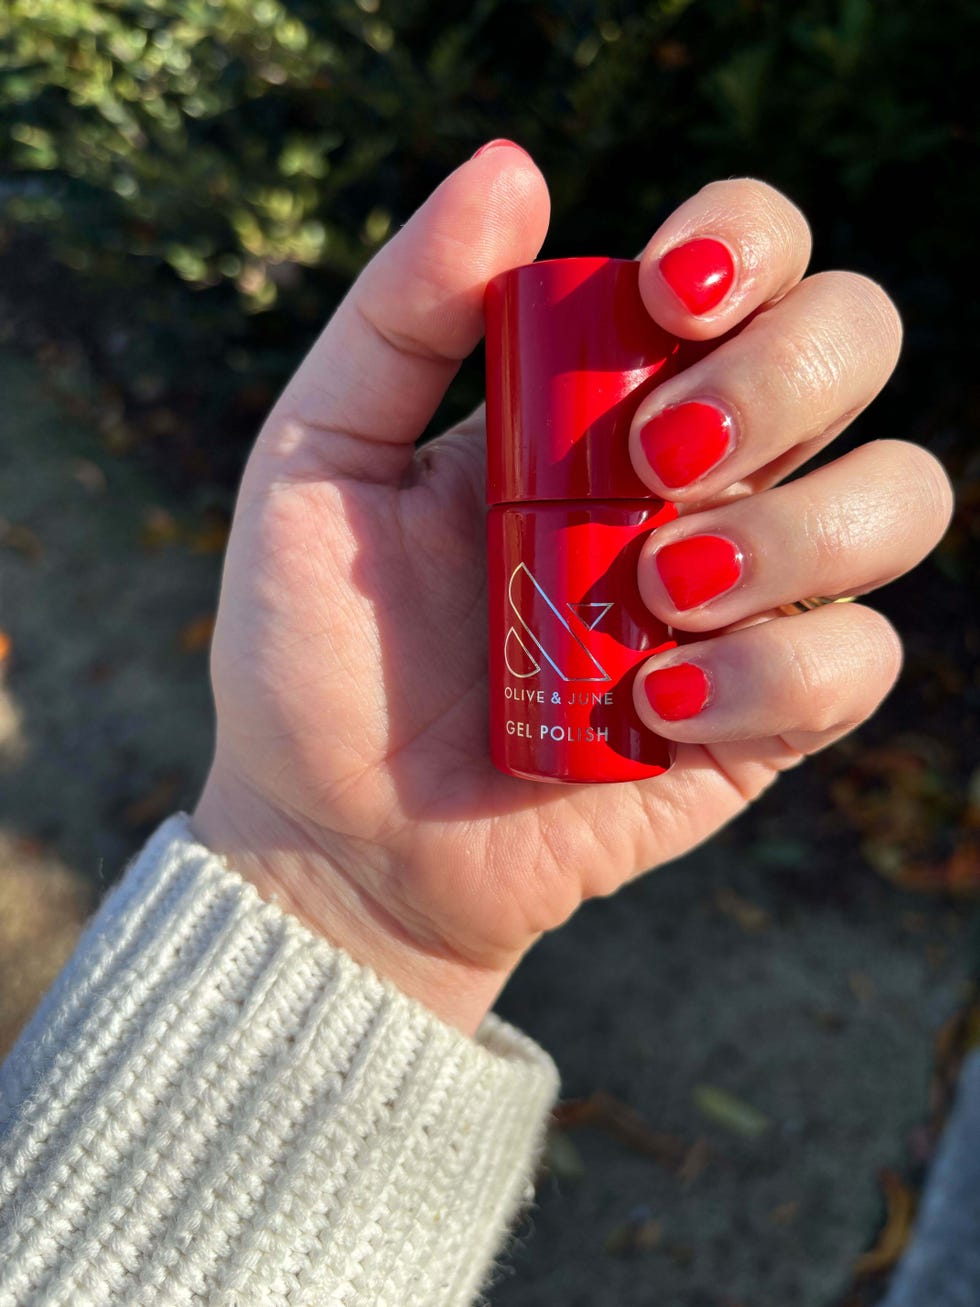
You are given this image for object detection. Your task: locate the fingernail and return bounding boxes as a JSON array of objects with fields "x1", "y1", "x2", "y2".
[
  {"x1": 472, "y1": 138, "x2": 530, "y2": 160},
  {"x1": 639, "y1": 401, "x2": 733, "y2": 489},
  {"x1": 643, "y1": 663, "x2": 712, "y2": 721},
  {"x1": 659, "y1": 238, "x2": 735, "y2": 315},
  {"x1": 655, "y1": 535, "x2": 743, "y2": 610}
]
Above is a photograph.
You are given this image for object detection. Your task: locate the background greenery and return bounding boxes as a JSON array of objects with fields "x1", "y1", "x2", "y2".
[{"x1": 3, "y1": 0, "x2": 978, "y2": 484}]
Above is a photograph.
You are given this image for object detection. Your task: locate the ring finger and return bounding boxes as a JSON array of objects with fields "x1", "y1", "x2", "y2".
[
  {"x1": 637, "y1": 438, "x2": 954, "y2": 631},
  {"x1": 628, "y1": 269, "x2": 903, "y2": 504}
]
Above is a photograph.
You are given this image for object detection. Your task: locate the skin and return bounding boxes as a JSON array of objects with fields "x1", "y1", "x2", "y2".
[{"x1": 192, "y1": 144, "x2": 953, "y2": 1037}]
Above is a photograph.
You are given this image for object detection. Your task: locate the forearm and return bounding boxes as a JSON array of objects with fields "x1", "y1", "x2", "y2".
[{"x1": 0, "y1": 815, "x2": 559, "y2": 1307}]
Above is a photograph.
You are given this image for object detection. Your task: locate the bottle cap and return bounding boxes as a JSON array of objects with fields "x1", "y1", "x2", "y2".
[{"x1": 485, "y1": 257, "x2": 679, "y2": 505}]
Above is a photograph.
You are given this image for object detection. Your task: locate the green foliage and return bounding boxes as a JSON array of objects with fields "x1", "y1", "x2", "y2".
[{"x1": 0, "y1": 0, "x2": 977, "y2": 475}]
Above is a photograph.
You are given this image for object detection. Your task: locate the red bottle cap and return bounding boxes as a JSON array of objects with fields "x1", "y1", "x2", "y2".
[{"x1": 485, "y1": 257, "x2": 679, "y2": 505}]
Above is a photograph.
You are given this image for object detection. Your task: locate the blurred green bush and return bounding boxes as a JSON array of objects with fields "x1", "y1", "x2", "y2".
[{"x1": 1, "y1": 0, "x2": 977, "y2": 479}]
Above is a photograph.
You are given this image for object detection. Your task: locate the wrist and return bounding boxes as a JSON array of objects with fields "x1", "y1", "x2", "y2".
[{"x1": 191, "y1": 767, "x2": 512, "y2": 1037}]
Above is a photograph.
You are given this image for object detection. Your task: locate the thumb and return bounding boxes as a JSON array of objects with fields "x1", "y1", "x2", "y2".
[{"x1": 257, "y1": 142, "x2": 550, "y2": 483}]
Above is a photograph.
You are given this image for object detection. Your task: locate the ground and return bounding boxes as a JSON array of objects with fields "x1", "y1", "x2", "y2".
[{"x1": 0, "y1": 348, "x2": 972, "y2": 1306}]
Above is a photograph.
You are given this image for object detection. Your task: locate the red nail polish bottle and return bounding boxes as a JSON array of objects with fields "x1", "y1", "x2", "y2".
[{"x1": 485, "y1": 257, "x2": 681, "y2": 782}]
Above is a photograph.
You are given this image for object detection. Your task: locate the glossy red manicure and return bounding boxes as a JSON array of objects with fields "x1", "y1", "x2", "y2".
[
  {"x1": 659, "y1": 238, "x2": 735, "y2": 315},
  {"x1": 655, "y1": 534, "x2": 742, "y2": 610},
  {"x1": 639, "y1": 401, "x2": 733, "y2": 489},
  {"x1": 472, "y1": 138, "x2": 530, "y2": 159},
  {"x1": 644, "y1": 663, "x2": 711, "y2": 721}
]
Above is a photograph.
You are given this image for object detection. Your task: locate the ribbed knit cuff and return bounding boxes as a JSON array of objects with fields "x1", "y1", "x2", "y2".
[{"x1": 0, "y1": 814, "x2": 560, "y2": 1307}]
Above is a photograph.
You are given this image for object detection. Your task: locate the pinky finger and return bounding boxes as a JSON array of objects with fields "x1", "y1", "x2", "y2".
[{"x1": 633, "y1": 603, "x2": 903, "y2": 754}]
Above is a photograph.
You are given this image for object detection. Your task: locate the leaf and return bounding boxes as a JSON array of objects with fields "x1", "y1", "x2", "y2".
[
  {"x1": 0, "y1": 630, "x2": 11, "y2": 668},
  {"x1": 71, "y1": 458, "x2": 107, "y2": 493},
  {"x1": 188, "y1": 515, "x2": 230, "y2": 554},
  {"x1": 604, "y1": 1210, "x2": 662, "y2": 1257},
  {"x1": 141, "y1": 506, "x2": 180, "y2": 551},
  {"x1": 714, "y1": 886, "x2": 771, "y2": 932},
  {"x1": 878, "y1": 841, "x2": 980, "y2": 897},
  {"x1": 553, "y1": 1091, "x2": 688, "y2": 1170},
  {"x1": 119, "y1": 773, "x2": 183, "y2": 828},
  {"x1": 0, "y1": 520, "x2": 43, "y2": 563},
  {"x1": 543, "y1": 1128, "x2": 586, "y2": 1183},
  {"x1": 693, "y1": 1084, "x2": 770, "y2": 1139},
  {"x1": 848, "y1": 971, "x2": 876, "y2": 1004},
  {"x1": 178, "y1": 614, "x2": 216, "y2": 652},
  {"x1": 677, "y1": 1137, "x2": 711, "y2": 1187},
  {"x1": 854, "y1": 1169, "x2": 916, "y2": 1277}
]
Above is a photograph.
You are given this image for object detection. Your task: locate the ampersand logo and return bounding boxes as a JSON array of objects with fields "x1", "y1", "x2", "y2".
[{"x1": 504, "y1": 563, "x2": 613, "y2": 681}]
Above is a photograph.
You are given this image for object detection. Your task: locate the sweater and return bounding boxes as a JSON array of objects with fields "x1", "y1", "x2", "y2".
[{"x1": 0, "y1": 814, "x2": 560, "y2": 1306}]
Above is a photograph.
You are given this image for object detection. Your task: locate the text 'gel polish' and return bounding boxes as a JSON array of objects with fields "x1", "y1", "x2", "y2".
[{"x1": 485, "y1": 257, "x2": 681, "y2": 782}]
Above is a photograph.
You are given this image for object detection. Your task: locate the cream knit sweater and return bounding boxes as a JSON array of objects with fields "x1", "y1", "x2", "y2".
[{"x1": 0, "y1": 815, "x2": 560, "y2": 1306}]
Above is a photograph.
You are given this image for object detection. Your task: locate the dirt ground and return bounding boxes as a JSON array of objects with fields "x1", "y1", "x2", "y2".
[{"x1": 0, "y1": 347, "x2": 973, "y2": 1306}]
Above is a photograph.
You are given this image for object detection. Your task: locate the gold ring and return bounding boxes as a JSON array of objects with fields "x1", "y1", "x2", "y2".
[{"x1": 778, "y1": 595, "x2": 858, "y2": 617}]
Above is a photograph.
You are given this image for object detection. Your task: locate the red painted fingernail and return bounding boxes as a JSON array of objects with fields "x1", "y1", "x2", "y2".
[
  {"x1": 655, "y1": 535, "x2": 743, "y2": 610},
  {"x1": 472, "y1": 138, "x2": 530, "y2": 160},
  {"x1": 659, "y1": 238, "x2": 735, "y2": 315},
  {"x1": 644, "y1": 663, "x2": 712, "y2": 721},
  {"x1": 639, "y1": 401, "x2": 733, "y2": 489}
]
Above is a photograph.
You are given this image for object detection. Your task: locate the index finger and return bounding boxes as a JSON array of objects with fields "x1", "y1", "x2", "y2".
[{"x1": 638, "y1": 178, "x2": 812, "y2": 340}]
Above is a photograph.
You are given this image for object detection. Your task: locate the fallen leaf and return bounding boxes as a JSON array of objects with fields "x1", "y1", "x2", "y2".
[
  {"x1": 714, "y1": 886, "x2": 771, "y2": 932},
  {"x1": 71, "y1": 458, "x2": 107, "y2": 494},
  {"x1": 120, "y1": 773, "x2": 183, "y2": 828},
  {"x1": 141, "y1": 506, "x2": 180, "y2": 551},
  {"x1": 178, "y1": 614, "x2": 216, "y2": 652},
  {"x1": 188, "y1": 512, "x2": 230, "y2": 554},
  {"x1": 880, "y1": 841, "x2": 980, "y2": 897},
  {"x1": 853, "y1": 1169, "x2": 916, "y2": 1277},
  {"x1": 693, "y1": 1084, "x2": 769, "y2": 1139},
  {"x1": 848, "y1": 972, "x2": 876, "y2": 1004},
  {"x1": 0, "y1": 520, "x2": 43, "y2": 563},
  {"x1": 605, "y1": 1205, "x2": 662, "y2": 1257},
  {"x1": 929, "y1": 989, "x2": 980, "y2": 1128},
  {"x1": 553, "y1": 1091, "x2": 688, "y2": 1169},
  {"x1": 543, "y1": 1128, "x2": 586, "y2": 1183},
  {"x1": 0, "y1": 630, "x2": 11, "y2": 667},
  {"x1": 677, "y1": 1136, "x2": 711, "y2": 1187}
]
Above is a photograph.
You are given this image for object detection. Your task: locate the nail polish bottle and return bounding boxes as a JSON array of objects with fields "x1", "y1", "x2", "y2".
[{"x1": 485, "y1": 257, "x2": 680, "y2": 783}]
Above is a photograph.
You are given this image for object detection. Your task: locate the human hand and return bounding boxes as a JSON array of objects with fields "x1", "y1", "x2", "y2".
[{"x1": 192, "y1": 142, "x2": 952, "y2": 1035}]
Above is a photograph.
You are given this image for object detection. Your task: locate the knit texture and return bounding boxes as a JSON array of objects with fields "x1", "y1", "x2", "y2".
[{"x1": 0, "y1": 814, "x2": 560, "y2": 1306}]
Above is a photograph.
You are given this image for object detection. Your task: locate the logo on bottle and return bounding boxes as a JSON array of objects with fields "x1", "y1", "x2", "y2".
[{"x1": 505, "y1": 563, "x2": 613, "y2": 681}]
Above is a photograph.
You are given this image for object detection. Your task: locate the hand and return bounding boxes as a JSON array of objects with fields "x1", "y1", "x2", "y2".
[{"x1": 192, "y1": 143, "x2": 952, "y2": 1036}]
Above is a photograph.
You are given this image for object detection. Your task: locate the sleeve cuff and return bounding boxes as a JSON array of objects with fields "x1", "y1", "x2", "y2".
[{"x1": 0, "y1": 813, "x2": 560, "y2": 1306}]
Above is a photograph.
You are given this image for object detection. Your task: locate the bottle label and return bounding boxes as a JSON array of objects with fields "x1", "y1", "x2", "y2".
[{"x1": 488, "y1": 503, "x2": 677, "y2": 782}]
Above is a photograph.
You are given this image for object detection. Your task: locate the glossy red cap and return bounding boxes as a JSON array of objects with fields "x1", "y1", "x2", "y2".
[{"x1": 485, "y1": 257, "x2": 679, "y2": 505}]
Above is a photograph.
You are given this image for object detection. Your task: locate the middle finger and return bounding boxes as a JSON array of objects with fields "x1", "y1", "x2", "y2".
[{"x1": 628, "y1": 270, "x2": 903, "y2": 504}]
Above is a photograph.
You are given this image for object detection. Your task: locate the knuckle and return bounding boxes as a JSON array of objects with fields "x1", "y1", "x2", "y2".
[
  {"x1": 809, "y1": 270, "x2": 904, "y2": 367},
  {"x1": 782, "y1": 636, "x2": 842, "y2": 733},
  {"x1": 764, "y1": 321, "x2": 845, "y2": 403},
  {"x1": 878, "y1": 439, "x2": 955, "y2": 535},
  {"x1": 751, "y1": 270, "x2": 903, "y2": 411},
  {"x1": 781, "y1": 607, "x2": 903, "y2": 734},
  {"x1": 799, "y1": 486, "x2": 859, "y2": 572}
]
